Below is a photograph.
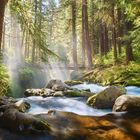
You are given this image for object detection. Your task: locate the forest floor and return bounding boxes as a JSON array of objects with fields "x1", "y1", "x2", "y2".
[{"x1": 82, "y1": 62, "x2": 140, "y2": 86}]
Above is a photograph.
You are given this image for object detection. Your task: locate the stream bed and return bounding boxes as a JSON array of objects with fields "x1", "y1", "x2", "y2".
[{"x1": 22, "y1": 84, "x2": 140, "y2": 116}]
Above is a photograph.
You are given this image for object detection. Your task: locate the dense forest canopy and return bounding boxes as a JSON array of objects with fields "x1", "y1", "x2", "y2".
[
  {"x1": 0, "y1": 0, "x2": 140, "y2": 96},
  {"x1": 0, "y1": 0, "x2": 139, "y2": 65}
]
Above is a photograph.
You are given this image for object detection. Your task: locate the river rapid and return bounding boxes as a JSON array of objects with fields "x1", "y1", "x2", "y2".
[{"x1": 22, "y1": 84, "x2": 140, "y2": 116}]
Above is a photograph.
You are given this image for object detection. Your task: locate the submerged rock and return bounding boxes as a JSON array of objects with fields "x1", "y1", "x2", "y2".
[
  {"x1": 87, "y1": 86, "x2": 126, "y2": 109},
  {"x1": 113, "y1": 95, "x2": 140, "y2": 112}
]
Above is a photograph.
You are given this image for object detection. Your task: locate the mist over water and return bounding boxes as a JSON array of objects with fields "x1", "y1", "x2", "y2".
[{"x1": 23, "y1": 96, "x2": 111, "y2": 116}]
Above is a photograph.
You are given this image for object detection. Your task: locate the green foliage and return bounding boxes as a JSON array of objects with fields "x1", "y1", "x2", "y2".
[
  {"x1": 9, "y1": 0, "x2": 59, "y2": 62},
  {"x1": 19, "y1": 67, "x2": 34, "y2": 83},
  {"x1": 84, "y1": 62, "x2": 140, "y2": 86},
  {"x1": 0, "y1": 64, "x2": 10, "y2": 97}
]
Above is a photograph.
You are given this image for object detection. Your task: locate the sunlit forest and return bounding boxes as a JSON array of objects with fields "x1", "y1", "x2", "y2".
[{"x1": 0, "y1": 0, "x2": 140, "y2": 140}]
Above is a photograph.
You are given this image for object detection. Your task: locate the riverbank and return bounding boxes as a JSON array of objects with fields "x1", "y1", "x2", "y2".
[{"x1": 81, "y1": 63, "x2": 140, "y2": 86}]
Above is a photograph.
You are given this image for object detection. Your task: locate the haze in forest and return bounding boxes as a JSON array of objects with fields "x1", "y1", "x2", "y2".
[{"x1": 0, "y1": 0, "x2": 140, "y2": 97}]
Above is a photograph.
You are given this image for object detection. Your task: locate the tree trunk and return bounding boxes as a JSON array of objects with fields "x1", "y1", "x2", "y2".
[
  {"x1": 82, "y1": 0, "x2": 86, "y2": 67},
  {"x1": 71, "y1": 0, "x2": 78, "y2": 69},
  {"x1": 82, "y1": 0, "x2": 92, "y2": 68},
  {"x1": 125, "y1": 21, "x2": 133, "y2": 64},
  {"x1": 111, "y1": 1, "x2": 117, "y2": 64},
  {"x1": 117, "y1": 8, "x2": 123, "y2": 55},
  {"x1": 0, "y1": 0, "x2": 8, "y2": 53},
  {"x1": 32, "y1": 0, "x2": 37, "y2": 63}
]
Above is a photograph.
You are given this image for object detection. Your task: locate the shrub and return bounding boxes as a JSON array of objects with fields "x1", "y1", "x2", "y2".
[{"x1": 0, "y1": 64, "x2": 10, "y2": 97}]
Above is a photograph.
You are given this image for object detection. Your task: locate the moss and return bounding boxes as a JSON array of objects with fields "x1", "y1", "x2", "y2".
[
  {"x1": 64, "y1": 90, "x2": 83, "y2": 97},
  {"x1": 64, "y1": 80, "x2": 84, "y2": 86},
  {"x1": 87, "y1": 94, "x2": 97, "y2": 106},
  {"x1": 64, "y1": 90, "x2": 93, "y2": 97},
  {"x1": 83, "y1": 62, "x2": 140, "y2": 86},
  {"x1": 0, "y1": 64, "x2": 10, "y2": 97}
]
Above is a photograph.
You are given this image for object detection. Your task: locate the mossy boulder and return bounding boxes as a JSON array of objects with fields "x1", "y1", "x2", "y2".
[
  {"x1": 64, "y1": 89, "x2": 93, "y2": 97},
  {"x1": 113, "y1": 95, "x2": 140, "y2": 112},
  {"x1": 64, "y1": 80, "x2": 83, "y2": 86},
  {"x1": 87, "y1": 86, "x2": 126, "y2": 109}
]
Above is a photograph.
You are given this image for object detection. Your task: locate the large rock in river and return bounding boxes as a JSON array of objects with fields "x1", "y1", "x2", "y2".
[
  {"x1": 0, "y1": 110, "x2": 140, "y2": 140},
  {"x1": 46, "y1": 79, "x2": 70, "y2": 91},
  {"x1": 87, "y1": 86, "x2": 126, "y2": 109},
  {"x1": 113, "y1": 95, "x2": 140, "y2": 112}
]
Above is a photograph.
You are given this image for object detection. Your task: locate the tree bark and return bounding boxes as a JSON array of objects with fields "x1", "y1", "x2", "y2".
[
  {"x1": 72, "y1": 0, "x2": 78, "y2": 69},
  {"x1": 82, "y1": 0, "x2": 92, "y2": 68},
  {"x1": 111, "y1": 1, "x2": 117, "y2": 64},
  {"x1": 32, "y1": 0, "x2": 37, "y2": 63},
  {"x1": 82, "y1": 0, "x2": 86, "y2": 67},
  {"x1": 125, "y1": 21, "x2": 133, "y2": 64},
  {"x1": 0, "y1": 0, "x2": 8, "y2": 53}
]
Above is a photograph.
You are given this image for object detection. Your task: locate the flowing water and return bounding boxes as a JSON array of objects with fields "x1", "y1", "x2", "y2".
[{"x1": 22, "y1": 84, "x2": 140, "y2": 116}]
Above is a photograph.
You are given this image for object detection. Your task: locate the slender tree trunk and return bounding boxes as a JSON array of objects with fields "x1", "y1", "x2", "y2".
[
  {"x1": 32, "y1": 0, "x2": 37, "y2": 63},
  {"x1": 104, "y1": 25, "x2": 109, "y2": 54},
  {"x1": 82, "y1": 0, "x2": 86, "y2": 67},
  {"x1": 71, "y1": 0, "x2": 78, "y2": 69},
  {"x1": 125, "y1": 21, "x2": 133, "y2": 64},
  {"x1": 0, "y1": 0, "x2": 8, "y2": 53},
  {"x1": 100, "y1": 24, "x2": 104, "y2": 56},
  {"x1": 111, "y1": 1, "x2": 117, "y2": 64},
  {"x1": 38, "y1": 0, "x2": 42, "y2": 62},
  {"x1": 90, "y1": 0, "x2": 95, "y2": 56},
  {"x1": 117, "y1": 8, "x2": 122, "y2": 55},
  {"x1": 82, "y1": 0, "x2": 92, "y2": 68},
  {"x1": 2, "y1": 22, "x2": 5, "y2": 52}
]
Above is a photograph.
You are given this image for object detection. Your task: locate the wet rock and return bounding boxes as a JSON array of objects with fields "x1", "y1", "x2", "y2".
[
  {"x1": 0, "y1": 96, "x2": 16, "y2": 106},
  {"x1": 24, "y1": 88, "x2": 55, "y2": 97},
  {"x1": 15, "y1": 100, "x2": 30, "y2": 112},
  {"x1": 0, "y1": 96, "x2": 51, "y2": 134},
  {"x1": 113, "y1": 95, "x2": 140, "y2": 112},
  {"x1": 0, "y1": 108, "x2": 51, "y2": 134},
  {"x1": 46, "y1": 79, "x2": 70, "y2": 91},
  {"x1": 87, "y1": 86, "x2": 126, "y2": 109},
  {"x1": 65, "y1": 80, "x2": 84, "y2": 86},
  {"x1": 70, "y1": 70, "x2": 83, "y2": 80},
  {"x1": 0, "y1": 109, "x2": 140, "y2": 139},
  {"x1": 24, "y1": 79, "x2": 94, "y2": 98},
  {"x1": 37, "y1": 110, "x2": 140, "y2": 140},
  {"x1": 64, "y1": 89, "x2": 93, "y2": 97},
  {"x1": 53, "y1": 91, "x2": 64, "y2": 97}
]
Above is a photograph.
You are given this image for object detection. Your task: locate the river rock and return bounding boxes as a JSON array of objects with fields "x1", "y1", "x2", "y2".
[
  {"x1": 0, "y1": 96, "x2": 51, "y2": 134},
  {"x1": 14, "y1": 100, "x2": 30, "y2": 112},
  {"x1": 113, "y1": 95, "x2": 140, "y2": 112},
  {"x1": 65, "y1": 80, "x2": 84, "y2": 86},
  {"x1": 24, "y1": 88, "x2": 55, "y2": 97},
  {"x1": 53, "y1": 91, "x2": 64, "y2": 97},
  {"x1": 37, "y1": 110, "x2": 140, "y2": 140},
  {"x1": 70, "y1": 70, "x2": 83, "y2": 80},
  {"x1": 0, "y1": 109, "x2": 140, "y2": 139},
  {"x1": 46, "y1": 79, "x2": 70, "y2": 91},
  {"x1": 64, "y1": 89, "x2": 93, "y2": 97},
  {"x1": 87, "y1": 86, "x2": 126, "y2": 109}
]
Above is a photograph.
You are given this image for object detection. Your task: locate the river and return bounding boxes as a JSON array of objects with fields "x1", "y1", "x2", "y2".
[{"x1": 22, "y1": 84, "x2": 140, "y2": 116}]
